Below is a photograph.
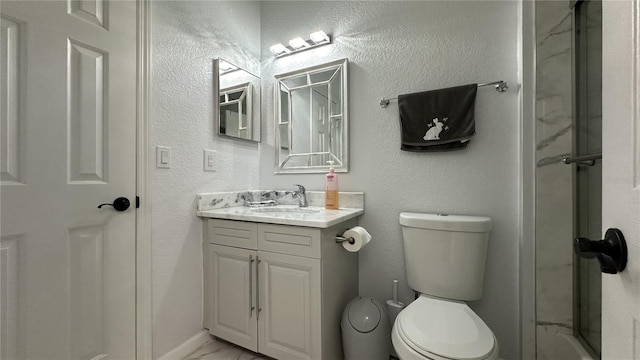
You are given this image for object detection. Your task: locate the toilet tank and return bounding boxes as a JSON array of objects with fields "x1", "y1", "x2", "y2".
[{"x1": 399, "y1": 213, "x2": 492, "y2": 301}]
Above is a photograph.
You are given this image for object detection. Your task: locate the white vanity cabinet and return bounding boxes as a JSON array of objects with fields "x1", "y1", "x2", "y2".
[{"x1": 204, "y1": 218, "x2": 358, "y2": 360}]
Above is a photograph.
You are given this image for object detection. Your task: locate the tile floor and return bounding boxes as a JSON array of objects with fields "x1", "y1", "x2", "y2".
[
  {"x1": 184, "y1": 338, "x2": 270, "y2": 360},
  {"x1": 184, "y1": 335, "x2": 396, "y2": 360}
]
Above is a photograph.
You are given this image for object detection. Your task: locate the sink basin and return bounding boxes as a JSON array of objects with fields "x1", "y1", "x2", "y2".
[{"x1": 250, "y1": 206, "x2": 319, "y2": 214}]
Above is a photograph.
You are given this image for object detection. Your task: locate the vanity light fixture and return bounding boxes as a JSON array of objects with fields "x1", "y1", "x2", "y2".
[{"x1": 271, "y1": 30, "x2": 332, "y2": 58}]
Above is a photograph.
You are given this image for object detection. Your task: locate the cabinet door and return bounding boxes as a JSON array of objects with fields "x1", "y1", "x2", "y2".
[
  {"x1": 208, "y1": 245, "x2": 257, "y2": 351},
  {"x1": 257, "y1": 251, "x2": 321, "y2": 360}
]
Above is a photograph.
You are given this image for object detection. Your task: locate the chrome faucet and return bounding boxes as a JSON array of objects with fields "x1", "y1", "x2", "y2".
[{"x1": 293, "y1": 184, "x2": 308, "y2": 207}]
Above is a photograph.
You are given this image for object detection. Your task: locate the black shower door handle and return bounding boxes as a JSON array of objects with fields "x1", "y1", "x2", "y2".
[{"x1": 574, "y1": 228, "x2": 627, "y2": 274}]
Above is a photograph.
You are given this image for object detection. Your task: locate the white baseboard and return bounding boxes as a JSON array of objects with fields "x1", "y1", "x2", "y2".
[{"x1": 157, "y1": 330, "x2": 212, "y2": 360}]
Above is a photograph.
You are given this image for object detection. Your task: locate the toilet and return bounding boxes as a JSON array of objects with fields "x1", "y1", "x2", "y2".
[{"x1": 391, "y1": 212, "x2": 499, "y2": 360}]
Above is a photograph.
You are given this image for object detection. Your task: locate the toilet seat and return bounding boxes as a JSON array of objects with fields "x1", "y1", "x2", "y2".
[{"x1": 394, "y1": 295, "x2": 497, "y2": 360}]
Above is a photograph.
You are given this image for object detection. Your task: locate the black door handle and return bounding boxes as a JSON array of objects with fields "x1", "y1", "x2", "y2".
[
  {"x1": 97, "y1": 197, "x2": 131, "y2": 212},
  {"x1": 574, "y1": 228, "x2": 627, "y2": 274}
]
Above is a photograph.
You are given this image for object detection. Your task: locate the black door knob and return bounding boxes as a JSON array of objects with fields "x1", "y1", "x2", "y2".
[
  {"x1": 574, "y1": 228, "x2": 627, "y2": 274},
  {"x1": 97, "y1": 197, "x2": 131, "y2": 212}
]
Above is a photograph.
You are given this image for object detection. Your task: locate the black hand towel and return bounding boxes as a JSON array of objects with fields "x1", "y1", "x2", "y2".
[{"x1": 398, "y1": 84, "x2": 477, "y2": 152}]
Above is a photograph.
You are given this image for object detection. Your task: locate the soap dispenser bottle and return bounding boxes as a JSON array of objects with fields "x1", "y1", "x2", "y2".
[{"x1": 325, "y1": 161, "x2": 339, "y2": 210}]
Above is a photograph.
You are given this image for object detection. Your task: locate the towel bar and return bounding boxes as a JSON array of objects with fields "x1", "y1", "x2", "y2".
[
  {"x1": 379, "y1": 80, "x2": 509, "y2": 108},
  {"x1": 563, "y1": 153, "x2": 602, "y2": 166}
]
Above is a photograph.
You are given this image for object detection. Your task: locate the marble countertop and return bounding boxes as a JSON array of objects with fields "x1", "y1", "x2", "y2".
[
  {"x1": 196, "y1": 190, "x2": 364, "y2": 228},
  {"x1": 197, "y1": 205, "x2": 364, "y2": 228}
]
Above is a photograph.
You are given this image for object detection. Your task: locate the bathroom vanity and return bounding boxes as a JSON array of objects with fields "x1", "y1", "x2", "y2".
[{"x1": 197, "y1": 191, "x2": 364, "y2": 360}]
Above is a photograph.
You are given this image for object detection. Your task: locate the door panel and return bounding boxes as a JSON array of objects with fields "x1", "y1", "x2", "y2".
[
  {"x1": 68, "y1": 38, "x2": 108, "y2": 183},
  {"x1": 258, "y1": 251, "x2": 321, "y2": 360},
  {"x1": 601, "y1": 0, "x2": 640, "y2": 358},
  {"x1": 0, "y1": 1, "x2": 137, "y2": 358},
  {"x1": 208, "y1": 244, "x2": 258, "y2": 352}
]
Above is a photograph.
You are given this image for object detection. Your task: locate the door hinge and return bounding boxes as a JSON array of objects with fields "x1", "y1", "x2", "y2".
[{"x1": 136, "y1": 196, "x2": 140, "y2": 209}]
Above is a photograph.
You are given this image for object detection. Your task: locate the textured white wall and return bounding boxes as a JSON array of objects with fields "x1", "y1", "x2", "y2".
[
  {"x1": 258, "y1": 2, "x2": 521, "y2": 358},
  {"x1": 150, "y1": 2, "x2": 260, "y2": 358}
]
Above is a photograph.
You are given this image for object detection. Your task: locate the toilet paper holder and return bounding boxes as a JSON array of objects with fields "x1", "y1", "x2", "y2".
[{"x1": 335, "y1": 235, "x2": 355, "y2": 245}]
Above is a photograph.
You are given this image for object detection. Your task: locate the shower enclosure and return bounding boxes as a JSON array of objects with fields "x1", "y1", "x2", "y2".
[{"x1": 534, "y1": 0, "x2": 602, "y2": 358}]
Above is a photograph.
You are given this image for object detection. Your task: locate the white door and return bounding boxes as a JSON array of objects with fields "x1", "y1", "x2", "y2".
[
  {"x1": 601, "y1": 0, "x2": 640, "y2": 358},
  {"x1": 208, "y1": 244, "x2": 258, "y2": 352},
  {"x1": 257, "y1": 251, "x2": 321, "y2": 360},
  {"x1": 0, "y1": 1, "x2": 137, "y2": 359}
]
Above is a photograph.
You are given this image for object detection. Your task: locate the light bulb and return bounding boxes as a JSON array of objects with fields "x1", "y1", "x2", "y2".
[
  {"x1": 269, "y1": 43, "x2": 290, "y2": 55},
  {"x1": 309, "y1": 31, "x2": 329, "y2": 44},
  {"x1": 289, "y1": 37, "x2": 309, "y2": 49}
]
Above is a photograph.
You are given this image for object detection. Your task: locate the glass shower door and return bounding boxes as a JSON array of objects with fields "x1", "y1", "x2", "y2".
[{"x1": 573, "y1": 0, "x2": 602, "y2": 357}]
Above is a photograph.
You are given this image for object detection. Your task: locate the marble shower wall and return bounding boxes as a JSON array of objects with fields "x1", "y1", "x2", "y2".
[{"x1": 535, "y1": 0, "x2": 574, "y2": 357}]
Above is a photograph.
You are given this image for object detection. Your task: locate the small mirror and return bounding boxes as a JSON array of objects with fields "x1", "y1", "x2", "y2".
[
  {"x1": 214, "y1": 58, "x2": 260, "y2": 142},
  {"x1": 275, "y1": 58, "x2": 348, "y2": 174}
]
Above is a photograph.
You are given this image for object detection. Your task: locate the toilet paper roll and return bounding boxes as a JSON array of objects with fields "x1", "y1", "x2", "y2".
[{"x1": 341, "y1": 226, "x2": 371, "y2": 252}]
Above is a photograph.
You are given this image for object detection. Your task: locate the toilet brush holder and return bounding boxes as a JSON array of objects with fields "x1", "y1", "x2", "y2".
[{"x1": 386, "y1": 280, "x2": 405, "y2": 358}]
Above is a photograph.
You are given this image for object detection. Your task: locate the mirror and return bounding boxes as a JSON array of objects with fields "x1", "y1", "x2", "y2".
[
  {"x1": 275, "y1": 58, "x2": 348, "y2": 174},
  {"x1": 214, "y1": 58, "x2": 261, "y2": 142}
]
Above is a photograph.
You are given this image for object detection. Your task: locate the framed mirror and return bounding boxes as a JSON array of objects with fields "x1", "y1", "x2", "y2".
[
  {"x1": 214, "y1": 58, "x2": 261, "y2": 142},
  {"x1": 275, "y1": 58, "x2": 348, "y2": 174}
]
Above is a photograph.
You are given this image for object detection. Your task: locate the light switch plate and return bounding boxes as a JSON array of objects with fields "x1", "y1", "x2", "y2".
[
  {"x1": 156, "y1": 146, "x2": 171, "y2": 169},
  {"x1": 204, "y1": 149, "x2": 216, "y2": 172}
]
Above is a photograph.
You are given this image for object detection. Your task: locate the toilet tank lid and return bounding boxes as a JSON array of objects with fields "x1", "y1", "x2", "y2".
[{"x1": 399, "y1": 213, "x2": 492, "y2": 233}]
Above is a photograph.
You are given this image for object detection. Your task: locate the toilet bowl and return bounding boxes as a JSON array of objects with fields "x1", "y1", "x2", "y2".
[
  {"x1": 393, "y1": 213, "x2": 498, "y2": 360},
  {"x1": 391, "y1": 295, "x2": 498, "y2": 360}
]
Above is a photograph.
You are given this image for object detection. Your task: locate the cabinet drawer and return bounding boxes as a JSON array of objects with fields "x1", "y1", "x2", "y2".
[
  {"x1": 258, "y1": 224, "x2": 320, "y2": 258},
  {"x1": 208, "y1": 219, "x2": 258, "y2": 250}
]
